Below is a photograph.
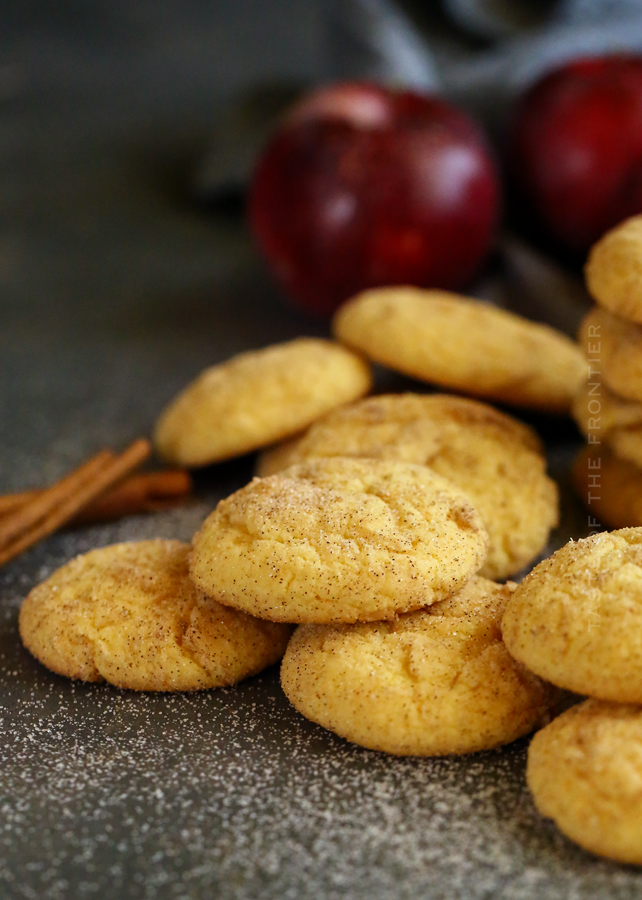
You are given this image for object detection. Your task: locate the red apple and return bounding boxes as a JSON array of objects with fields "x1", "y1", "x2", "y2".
[
  {"x1": 249, "y1": 82, "x2": 500, "y2": 315},
  {"x1": 509, "y1": 55, "x2": 642, "y2": 255}
]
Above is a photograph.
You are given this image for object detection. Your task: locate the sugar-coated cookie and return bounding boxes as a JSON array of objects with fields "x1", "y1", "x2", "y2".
[
  {"x1": 571, "y1": 363, "x2": 642, "y2": 467},
  {"x1": 578, "y1": 306, "x2": 642, "y2": 403},
  {"x1": 258, "y1": 393, "x2": 558, "y2": 581},
  {"x1": 502, "y1": 529, "x2": 642, "y2": 702},
  {"x1": 153, "y1": 338, "x2": 372, "y2": 467},
  {"x1": 607, "y1": 428, "x2": 642, "y2": 469},
  {"x1": 190, "y1": 457, "x2": 488, "y2": 624},
  {"x1": 281, "y1": 577, "x2": 557, "y2": 756},
  {"x1": 528, "y1": 699, "x2": 642, "y2": 864},
  {"x1": 585, "y1": 214, "x2": 642, "y2": 324},
  {"x1": 333, "y1": 287, "x2": 585, "y2": 413},
  {"x1": 573, "y1": 446, "x2": 642, "y2": 530},
  {"x1": 572, "y1": 378, "x2": 642, "y2": 438},
  {"x1": 19, "y1": 540, "x2": 291, "y2": 690}
]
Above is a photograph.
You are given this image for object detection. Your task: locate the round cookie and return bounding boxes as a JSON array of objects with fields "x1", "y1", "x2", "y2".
[
  {"x1": 502, "y1": 528, "x2": 642, "y2": 702},
  {"x1": 585, "y1": 214, "x2": 642, "y2": 324},
  {"x1": 281, "y1": 577, "x2": 557, "y2": 756},
  {"x1": 572, "y1": 446, "x2": 642, "y2": 530},
  {"x1": 258, "y1": 393, "x2": 558, "y2": 581},
  {"x1": 333, "y1": 287, "x2": 585, "y2": 413},
  {"x1": 578, "y1": 306, "x2": 642, "y2": 403},
  {"x1": 528, "y1": 699, "x2": 642, "y2": 864},
  {"x1": 153, "y1": 338, "x2": 372, "y2": 467},
  {"x1": 190, "y1": 457, "x2": 489, "y2": 624},
  {"x1": 572, "y1": 378, "x2": 642, "y2": 438},
  {"x1": 19, "y1": 540, "x2": 291, "y2": 691}
]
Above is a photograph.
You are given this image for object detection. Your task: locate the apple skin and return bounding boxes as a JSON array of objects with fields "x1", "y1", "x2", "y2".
[
  {"x1": 509, "y1": 56, "x2": 642, "y2": 255},
  {"x1": 249, "y1": 82, "x2": 500, "y2": 316}
]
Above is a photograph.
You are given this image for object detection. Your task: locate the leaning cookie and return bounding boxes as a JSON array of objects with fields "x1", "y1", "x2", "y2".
[
  {"x1": 190, "y1": 457, "x2": 488, "y2": 624},
  {"x1": 578, "y1": 306, "x2": 642, "y2": 403},
  {"x1": 572, "y1": 446, "x2": 642, "y2": 530},
  {"x1": 502, "y1": 528, "x2": 642, "y2": 703},
  {"x1": 585, "y1": 214, "x2": 642, "y2": 324},
  {"x1": 258, "y1": 393, "x2": 558, "y2": 581},
  {"x1": 528, "y1": 699, "x2": 642, "y2": 864},
  {"x1": 19, "y1": 540, "x2": 291, "y2": 691},
  {"x1": 281, "y1": 577, "x2": 557, "y2": 756},
  {"x1": 153, "y1": 338, "x2": 372, "y2": 467},
  {"x1": 333, "y1": 287, "x2": 585, "y2": 413}
]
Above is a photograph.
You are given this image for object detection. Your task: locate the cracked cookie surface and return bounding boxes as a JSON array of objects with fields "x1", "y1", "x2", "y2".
[
  {"x1": 281, "y1": 577, "x2": 556, "y2": 755},
  {"x1": 333, "y1": 287, "x2": 585, "y2": 413},
  {"x1": 190, "y1": 457, "x2": 488, "y2": 624},
  {"x1": 502, "y1": 528, "x2": 642, "y2": 702},
  {"x1": 19, "y1": 540, "x2": 291, "y2": 690},
  {"x1": 528, "y1": 698, "x2": 642, "y2": 864},
  {"x1": 258, "y1": 393, "x2": 558, "y2": 580},
  {"x1": 153, "y1": 338, "x2": 372, "y2": 467}
]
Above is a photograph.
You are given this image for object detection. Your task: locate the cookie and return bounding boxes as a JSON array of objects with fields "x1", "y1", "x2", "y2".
[
  {"x1": 502, "y1": 528, "x2": 642, "y2": 702},
  {"x1": 153, "y1": 338, "x2": 372, "y2": 467},
  {"x1": 571, "y1": 361, "x2": 642, "y2": 467},
  {"x1": 258, "y1": 393, "x2": 558, "y2": 581},
  {"x1": 528, "y1": 699, "x2": 642, "y2": 864},
  {"x1": 572, "y1": 446, "x2": 642, "y2": 530},
  {"x1": 19, "y1": 540, "x2": 291, "y2": 691},
  {"x1": 190, "y1": 457, "x2": 489, "y2": 624},
  {"x1": 281, "y1": 577, "x2": 557, "y2": 756},
  {"x1": 572, "y1": 378, "x2": 642, "y2": 438},
  {"x1": 578, "y1": 305, "x2": 642, "y2": 403},
  {"x1": 585, "y1": 214, "x2": 642, "y2": 324},
  {"x1": 333, "y1": 287, "x2": 585, "y2": 413},
  {"x1": 607, "y1": 428, "x2": 642, "y2": 469}
]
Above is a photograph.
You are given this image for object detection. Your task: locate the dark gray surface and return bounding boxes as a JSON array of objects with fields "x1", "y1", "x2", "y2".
[{"x1": 2, "y1": 3, "x2": 642, "y2": 898}]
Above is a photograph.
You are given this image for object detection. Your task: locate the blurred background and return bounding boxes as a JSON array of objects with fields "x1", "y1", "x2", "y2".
[
  {"x1": 5, "y1": 0, "x2": 642, "y2": 337},
  {"x1": 3, "y1": 0, "x2": 642, "y2": 485}
]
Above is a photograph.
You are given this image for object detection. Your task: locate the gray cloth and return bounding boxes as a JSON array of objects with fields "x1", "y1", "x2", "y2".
[
  {"x1": 195, "y1": 0, "x2": 642, "y2": 197},
  {"x1": 331, "y1": 0, "x2": 642, "y2": 122}
]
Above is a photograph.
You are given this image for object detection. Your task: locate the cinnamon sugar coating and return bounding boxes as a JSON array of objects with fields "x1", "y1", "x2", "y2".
[
  {"x1": 281, "y1": 577, "x2": 557, "y2": 756},
  {"x1": 333, "y1": 287, "x2": 585, "y2": 413},
  {"x1": 153, "y1": 338, "x2": 372, "y2": 467},
  {"x1": 19, "y1": 540, "x2": 291, "y2": 690},
  {"x1": 258, "y1": 393, "x2": 558, "y2": 580},
  {"x1": 190, "y1": 457, "x2": 488, "y2": 624},
  {"x1": 502, "y1": 528, "x2": 642, "y2": 702},
  {"x1": 528, "y1": 699, "x2": 642, "y2": 864},
  {"x1": 578, "y1": 306, "x2": 642, "y2": 403},
  {"x1": 585, "y1": 214, "x2": 642, "y2": 324}
]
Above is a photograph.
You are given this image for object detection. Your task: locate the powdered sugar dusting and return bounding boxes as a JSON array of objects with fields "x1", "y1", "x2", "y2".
[{"x1": 1, "y1": 509, "x2": 642, "y2": 899}]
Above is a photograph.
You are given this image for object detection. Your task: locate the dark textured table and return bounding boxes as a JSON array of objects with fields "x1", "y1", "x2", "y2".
[{"x1": 3, "y1": 3, "x2": 642, "y2": 898}]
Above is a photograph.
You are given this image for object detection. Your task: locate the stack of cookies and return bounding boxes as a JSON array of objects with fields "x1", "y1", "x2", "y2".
[
  {"x1": 501, "y1": 528, "x2": 642, "y2": 865},
  {"x1": 574, "y1": 215, "x2": 642, "y2": 527},
  {"x1": 19, "y1": 288, "x2": 573, "y2": 760},
  {"x1": 190, "y1": 432, "x2": 559, "y2": 756}
]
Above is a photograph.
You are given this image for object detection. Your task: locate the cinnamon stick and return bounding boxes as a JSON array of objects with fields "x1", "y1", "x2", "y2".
[
  {"x1": 0, "y1": 438, "x2": 151, "y2": 568},
  {"x1": 72, "y1": 469, "x2": 192, "y2": 524},
  {"x1": 0, "y1": 449, "x2": 115, "y2": 548},
  {"x1": 0, "y1": 492, "x2": 36, "y2": 517},
  {"x1": 0, "y1": 469, "x2": 192, "y2": 526}
]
